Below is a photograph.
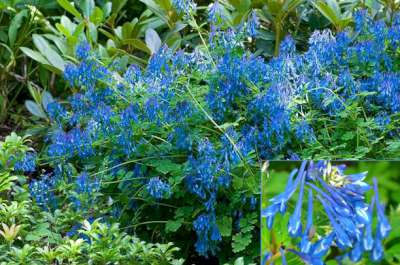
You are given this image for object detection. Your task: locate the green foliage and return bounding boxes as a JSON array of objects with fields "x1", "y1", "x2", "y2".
[
  {"x1": 0, "y1": 132, "x2": 184, "y2": 264},
  {"x1": 312, "y1": 0, "x2": 353, "y2": 31},
  {"x1": 0, "y1": 133, "x2": 32, "y2": 194}
]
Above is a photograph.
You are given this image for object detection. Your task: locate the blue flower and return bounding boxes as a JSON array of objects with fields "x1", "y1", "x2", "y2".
[
  {"x1": 71, "y1": 172, "x2": 100, "y2": 211},
  {"x1": 14, "y1": 152, "x2": 36, "y2": 173},
  {"x1": 208, "y1": 1, "x2": 223, "y2": 24},
  {"x1": 246, "y1": 11, "x2": 259, "y2": 38},
  {"x1": 193, "y1": 213, "x2": 221, "y2": 256},
  {"x1": 146, "y1": 177, "x2": 171, "y2": 199},
  {"x1": 288, "y1": 171, "x2": 305, "y2": 237},
  {"x1": 264, "y1": 161, "x2": 391, "y2": 262},
  {"x1": 279, "y1": 35, "x2": 296, "y2": 56},
  {"x1": 29, "y1": 173, "x2": 58, "y2": 210},
  {"x1": 47, "y1": 128, "x2": 94, "y2": 160},
  {"x1": 373, "y1": 178, "x2": 391, "y2": 238},
  {"x1": 46, "y1": 101, "x2": 67, "y2": 124},
  {"x1": 64, "y1": 60, "x2": 109, "y2": 90},
  {"x1": 363, "y1": 198, "x2": 375, "y2": 251},
  {"x1": 124, "y1": 64, "x2": 142, "y2": 85},
  {"x1": 172, "y1": 0, "x2": 196, "y2": 16},
  {"x1": 75, "y1": 41, "x2": 91, "y2": 60},
  {"x1": 295, "y1": 120, "x2": 315, "y2": 143}
]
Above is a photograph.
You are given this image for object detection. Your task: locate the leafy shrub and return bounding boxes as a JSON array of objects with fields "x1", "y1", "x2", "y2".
[
  {"x1": 0, "y1": 132, "x2": 184, "y2": 265},
  {"x1": 18, "y1": 6, "x2": 400, "y2": 262}
]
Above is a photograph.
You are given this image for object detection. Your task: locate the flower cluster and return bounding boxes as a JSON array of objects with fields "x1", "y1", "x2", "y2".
[
  {"x1": 47, "y1": 128, "x2": 94, "y2": 159},
  {"x1": 29, "y1": 173, "x2": 58, "y2": 210},
  {"x1": 262, "y1": 161, "x2": 391, "y2": 264},
  {"x1": 208, "y1": 10, "x2": 400, "y2": 158},
  {"x1": 46, "y1": 101, "x2": 67, "y2": 124},
  {"x1": 71, "y1": 172, "x2": 100, "y2": 211},
  {"x1": 185, "y1": 139, "x2": 224, "y2": 255},
  {"x1": 146, "y1": 177, "x2": 171, "y2": 199},
  {"x1": 13, "y1": 152, "x2": 36, "y2": 173},
  {"x1": 172, "y1": 0, "x2": 196, "y2": 16}
]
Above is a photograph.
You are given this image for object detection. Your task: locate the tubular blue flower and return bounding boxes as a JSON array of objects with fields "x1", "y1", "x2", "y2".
[
  {"x1": 193, "y1": 213, "x2": 220, "y2": 256},
  {"x1": 249, "y1": 196, "x2": 257, "y2": 210},
  {"x1": 71, "y1": 172, "x2": 100, "y2": 211},
  {"x1": 146, "y1": 177, "x2": 171, "y2": 199},
  {"x1": 310, "y1": 232, "x2": 335, "y2": 258},
  {"x1": 349, "y1": 238, "x2": 363, "y2": 262},
  {"x1": 270, "y1": 161, "x2": 306, "y2": 213},
  {"x1": 305, "y1": 189, "x2": 313, "y2": 234},
  {"x1": 363, "y1": 198, "x2": 375, "y2": 251},
  {"x1": 295, "y1": 120, "x2": 315, "y2": 143},
  {"x1": 172, "y1": 0, "x2": 196, "y2": 16},
  {"x1": 279, "y1": 35, "x2": 296, "y2": 56},
  {"x1": 262, "y1": 203, "x2": 279, "y2": 229},
  {"x1": 185, "y1": 139, "x2": 221, "y2": 202},
  {"x1": 168, "y1": 126, "x2": 193, "y2": 151},
  {"x1": 63, "y1": 60, "x2": 109, "y2": 90},
  {"x1": 75, "y1": 41, "x2": 91, "y2": 60},
  {"x1": 208, "y1": 1, "x2": 223, "y2": 24},
  {"x1": 124, "y1": 64, "x2": 142, "y2": 85},
  {"x1": 46, "y1": 102, "x2": 67, "y2": 123},
  {"x1": 265, "y1": 161, "x2": 392, "y2": 263},
  {"x1": 263, "y1": 162, "x2": 306, "y2": 233},
  {"x1": 288, "y1": 170, "x2": 305, "y2": 237},
  {"x1": 373, "y1": 178, "x2": 391, "y2": 239},
  {"x1": 280, "y1": 248, "x2": 287, "y2": 265},
  {"x1": 246, "y1": 11, "x2": 259, "y2": 38},
  {"x1": 371, "y1": 233, "x2": 384, "y2": 262},
  {"x1": 29, "y1": 173, "x2": 58, "y2": 210},
  {"x1": 14, "y1": 152, "x2": 36, "y2": 173},
  {"x1": 316, "y1": 195, "x2": 353, "y2": 249}
]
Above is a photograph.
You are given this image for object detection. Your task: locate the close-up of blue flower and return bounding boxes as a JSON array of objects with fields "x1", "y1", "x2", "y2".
[{"x1": 263, "y1": 161, "x2": 392, "y2": 264}]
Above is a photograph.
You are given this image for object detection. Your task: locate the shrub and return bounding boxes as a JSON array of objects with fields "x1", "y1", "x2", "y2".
[{"x1": 20, "y1": 8, "x2": 400, "y2": 262}]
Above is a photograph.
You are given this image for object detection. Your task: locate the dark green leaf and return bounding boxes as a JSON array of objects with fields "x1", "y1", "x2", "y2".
[
  {"x1": 8, "y1": 9, "x2": 28, "y2": 47},
  {"x1": 57, "y1": 0, "x2": 82, "y2": 19}
]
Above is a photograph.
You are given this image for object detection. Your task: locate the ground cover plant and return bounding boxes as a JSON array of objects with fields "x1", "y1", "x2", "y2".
[
  {"x1": 262, "y1": 161, "x2": 400, "y2": 264},
  {"x1": 2, "y1": 0, "x2": 400, "y2": 264},
  {"x1": 0, "y1": 133, "x2": 185, "y2": 264}
]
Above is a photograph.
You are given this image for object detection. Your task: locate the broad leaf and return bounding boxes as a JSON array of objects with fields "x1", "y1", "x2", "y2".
[
  {"x1": 8, "y1": 9, "x2": 28, "y2": 47},
  {"x1": 145, "y1": 28, "x2": 162, "y2": 54},
  {"x1": 41, "y1": 91, "x2": 55, "y2": 111},
  {"x1": 32, "y1": 34, "x2": 65, "y2": 71},
  {"x1": 57, "y1": 0, "x2": 82, "y2": 19},
  {"x1": 25, "y1": 100, "x2": 47, "y2": 119}
]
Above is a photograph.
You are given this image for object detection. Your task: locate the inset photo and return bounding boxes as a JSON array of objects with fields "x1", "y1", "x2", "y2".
[{"x1": 262, "y1": 161, "x2": 400, "y2": 265}]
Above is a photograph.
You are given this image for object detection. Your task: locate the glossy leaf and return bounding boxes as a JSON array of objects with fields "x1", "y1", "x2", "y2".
[
  {"x1": 25, "y1": 100, "x2": 47, "y2": 119},
  {"x1": 57, "y1": 0, "x2": 82, "y2": 19},
  {"x1": 145, "y1": 28, "x2": 162, "y2": 54}
]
